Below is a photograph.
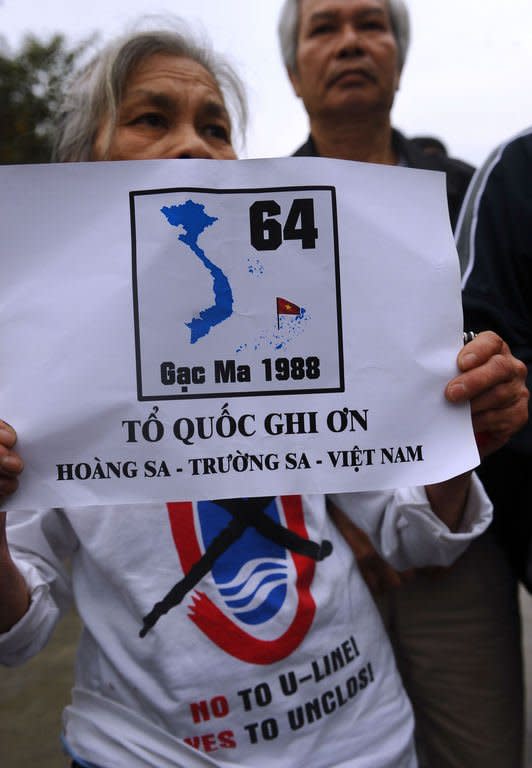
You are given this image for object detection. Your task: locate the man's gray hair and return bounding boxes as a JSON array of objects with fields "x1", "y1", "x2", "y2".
[
  {"x1": 278, "y1": 0, "x2": 411, "y2": 74},
  {"x1": 54, "y1": 19, "x2": 247, "y2": 162}
]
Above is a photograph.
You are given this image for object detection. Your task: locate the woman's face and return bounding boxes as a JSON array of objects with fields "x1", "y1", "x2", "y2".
[{"x1": 92, "y1": 53, "x2": 238, "y2": 161}]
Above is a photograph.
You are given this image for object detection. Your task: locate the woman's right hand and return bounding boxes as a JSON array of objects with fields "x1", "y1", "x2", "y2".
[
  {"x1": 0, "y1": 421, "x2": 30, "y2": 632},
  {"x1": 0, "y1": 420, "x2": 23, "y2": 499}
]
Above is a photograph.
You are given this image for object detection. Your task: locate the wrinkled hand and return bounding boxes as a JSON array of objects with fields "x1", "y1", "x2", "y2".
[
  {"x1": 0, "y1": 422, "x2": 30, "y2": 632},
  {"x1": 0, "y1": 420, "x2": 23, "y2": 500},
  {"x1": 445, "y1": 331, "x2": 529, "y2": 458},
  {"x1": 327, "y1": 502, "x2": 415, "y2": 594}
]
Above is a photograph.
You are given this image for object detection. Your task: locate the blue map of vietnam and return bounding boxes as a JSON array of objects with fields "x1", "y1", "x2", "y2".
[{"x1": 161, "y1": 200, "x2": 233, "y2": 343}]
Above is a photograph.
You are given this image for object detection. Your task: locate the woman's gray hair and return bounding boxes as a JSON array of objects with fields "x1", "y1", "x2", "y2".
[
  {"x1": 53, "y1": 19, "x2": 248, "y2": 162},
  {"x1": 278, "y1": 0, "x2": 411, "y2": 74}
]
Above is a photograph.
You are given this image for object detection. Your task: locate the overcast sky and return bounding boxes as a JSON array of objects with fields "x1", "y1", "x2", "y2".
[{"x1": 1, "y1": 0, "x2": 531, "y2": 167}]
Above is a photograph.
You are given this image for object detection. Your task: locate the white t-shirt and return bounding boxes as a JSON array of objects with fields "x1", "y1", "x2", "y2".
[{"x1": 0, "y1": 481, "x2": 491, "y2": 768}]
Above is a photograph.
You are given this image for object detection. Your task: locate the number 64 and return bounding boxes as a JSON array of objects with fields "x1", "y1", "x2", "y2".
[{"x1": 249, "y1": 198, "x2": 318, "y2": 251}]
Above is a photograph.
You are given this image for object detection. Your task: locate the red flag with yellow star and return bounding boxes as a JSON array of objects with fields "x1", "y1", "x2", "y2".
[{"x1": 276, "y1": 297, "x2": 301, "y2": 329}]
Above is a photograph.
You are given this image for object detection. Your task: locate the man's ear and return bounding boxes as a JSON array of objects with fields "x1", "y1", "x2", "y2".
[{"x1": 287, "y1": 67, "x2": 302, "y2": 98}]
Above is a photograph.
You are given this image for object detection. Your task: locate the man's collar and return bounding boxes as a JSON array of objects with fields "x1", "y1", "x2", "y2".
[
  {"x1": 391, "y1": 129, "x2": 442, "y2": 170},
  {"x1": 293, "y1": 129, "x2": 408, "y2": 165},
  {"x1": 292, "y1": 135, "x2": 318, "y2": 157}
]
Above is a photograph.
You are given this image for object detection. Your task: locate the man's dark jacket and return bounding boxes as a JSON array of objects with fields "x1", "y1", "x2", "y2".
[
  {"x1": 459, "y1": 129, "x2": 532, "y2": 589},
  {"x1": 293, "y1": 128, "x2": 474, "y2": 230}
]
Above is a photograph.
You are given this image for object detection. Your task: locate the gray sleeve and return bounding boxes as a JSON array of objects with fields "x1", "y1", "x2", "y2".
[{"x1": 0, "y1": 508, "x2": 77, "y2": 666}]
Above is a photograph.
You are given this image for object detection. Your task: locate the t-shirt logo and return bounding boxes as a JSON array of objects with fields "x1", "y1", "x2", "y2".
[{"x1": 166, "y1": 497, "x2": 319, "y2": 664}]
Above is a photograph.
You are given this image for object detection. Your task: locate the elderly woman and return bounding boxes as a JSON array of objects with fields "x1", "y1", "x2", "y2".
[
  {"x1": 53, "y1": 27, "x2": 245, "y2": 164},
  {"x1": 0, "y1": 18, "x2": 528, "y2": 768}
]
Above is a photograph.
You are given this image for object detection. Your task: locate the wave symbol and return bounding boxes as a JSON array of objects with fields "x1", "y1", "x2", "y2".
[{"x1": 217, "y1": 557, "x2": 288, "y2": 626}]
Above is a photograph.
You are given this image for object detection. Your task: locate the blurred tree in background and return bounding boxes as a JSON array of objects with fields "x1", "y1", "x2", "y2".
[{"x1": 0, "y1": 34, "x2": 91, "y2": 164}]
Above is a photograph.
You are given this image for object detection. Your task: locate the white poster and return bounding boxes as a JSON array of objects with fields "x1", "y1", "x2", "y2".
[{"x1": 0, "y1": 156, "x2": 477, "y2": 509}]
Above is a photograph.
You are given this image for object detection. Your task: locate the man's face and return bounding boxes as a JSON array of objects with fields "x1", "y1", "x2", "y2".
[{"x1": 289, "y1": 0, "x2": 400, "y2": 122}]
